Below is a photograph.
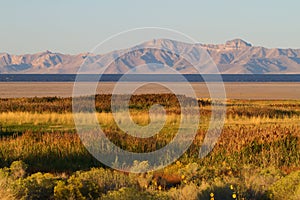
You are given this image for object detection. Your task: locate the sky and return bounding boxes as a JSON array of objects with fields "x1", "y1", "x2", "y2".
[{"x1": 0, "y1": 0, "x2": 299, "y2": 54}]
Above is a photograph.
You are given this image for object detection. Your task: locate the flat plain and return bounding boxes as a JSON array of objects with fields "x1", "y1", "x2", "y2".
[{"x1": 1, "y1": 82, "x2": 300, "y2": 99}]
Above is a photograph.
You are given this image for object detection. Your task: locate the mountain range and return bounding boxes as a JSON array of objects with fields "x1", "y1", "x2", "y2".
[{"x1": 1, "y1": 39, "x2": 300, "y2": 74}]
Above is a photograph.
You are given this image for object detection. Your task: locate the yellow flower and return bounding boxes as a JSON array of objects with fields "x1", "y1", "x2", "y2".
[
  {"x1": 210, "y1": 198, "x2": 215, "y2": 200},
  {"x1": 210, "y1": 192, "x2": 214, "y2": 197},
  {"x1": 158, "y1": 185, "x2": 162, "y2": 190},
  {"x1": 230, "y1": 184, "x2": 234, "y2": 190},
  {"x1": 183, "y1": 180, "x2": 187, "y2": 184},
  {"x1": 181, "y1": 175, "x2": 185, "y2": 179},
  {"x1": 176, "y1": 161, "x2": 181, "y2": 166},
  {"x1": 232, "y1": 193, "x2": 237, "y2": 199}
]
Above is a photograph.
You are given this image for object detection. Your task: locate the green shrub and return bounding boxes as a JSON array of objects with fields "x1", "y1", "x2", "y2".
[
  {"x1": 0, "y1": 168, "x2": 15, "y2": 200},
  {"x1": 13, "y1": 172, "x2": 58, "y2": 200},
  {"x1": 54, "y1": 168, "x2": 139, "y2": 200},
  {"x1": 0, "y1": 161, "x2": 28, "y2": 200},
  {"x1": 269, "y1": 170, "x2": 300, "y2": 200},
  {"x1": 10, "y1": 160, "x2": 27, "y2": 179},
  {"x1": 168, "y1": 183, "x2": 199, "y2": 200},
  {"x1": 100, "y1": 187, "x2": 170, "y2": 200},
  {"x1": 54, "y1": 175, "x2": 100, "y2": 200}
]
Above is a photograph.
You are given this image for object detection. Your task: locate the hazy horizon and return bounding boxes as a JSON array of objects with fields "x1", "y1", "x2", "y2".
[{"x1": 1, "y1": 0, "x2": 300, "y2": 54}]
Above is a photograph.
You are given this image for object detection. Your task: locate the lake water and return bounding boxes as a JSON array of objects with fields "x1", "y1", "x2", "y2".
[{"x1": 0, "y1": 74, "x2": 300, "y2": 82}]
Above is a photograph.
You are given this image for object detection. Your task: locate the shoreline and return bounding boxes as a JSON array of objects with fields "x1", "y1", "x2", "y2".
[{"x1": 0, "y1": 82, "x2": 300, "y2": 99}]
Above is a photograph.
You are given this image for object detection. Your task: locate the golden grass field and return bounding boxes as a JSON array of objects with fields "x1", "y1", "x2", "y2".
[{"x1": 0, "y1": 93, "x2": 299, "y2": 199}]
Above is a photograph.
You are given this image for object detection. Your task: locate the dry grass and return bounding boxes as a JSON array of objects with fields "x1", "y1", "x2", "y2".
[{"x1": 0, "y1": 97, "x2": 299, "y2": 199}]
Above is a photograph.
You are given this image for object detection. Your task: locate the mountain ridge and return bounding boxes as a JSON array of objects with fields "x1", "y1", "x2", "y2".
[{"x1": 1, "y1": 39, "x2": 300, "y2": 74}]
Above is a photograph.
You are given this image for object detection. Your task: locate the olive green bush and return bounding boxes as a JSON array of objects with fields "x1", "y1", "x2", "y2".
[
  {"x1": 54, "y1": 168, "x2": 139, "y2": 200},
  {"x1": 100, "y1": 187, "x2": 170, "y2": 200},
  {"x1": 269, "y1": 170, "x2": 300, "y2": 200}
]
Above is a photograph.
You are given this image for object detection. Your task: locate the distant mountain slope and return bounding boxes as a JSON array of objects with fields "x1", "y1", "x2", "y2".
[{"x1": 1, "y1": 39, "x2": 300, "y2": 74}]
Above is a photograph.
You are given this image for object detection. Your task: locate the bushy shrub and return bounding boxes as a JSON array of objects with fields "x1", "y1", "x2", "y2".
[
  {"x1": 54, "y1": 168, "x2": 139, "y2": 199},
  {"x1": 12, "y1": 172, "x2": 57, "y2": 200},
  {"x1": 54, "y1": 175, "x2": 100, "y2": 200},
  {"x1": 100, "y1": 187, "x2": 170, "y2": 200},
  {"x1": 0, "y1": 167, "x2": 15, "y2": 200},
  {"x1": 269, "y1": 170, "x2": 300, "y2": 200},
  {"x1": 10, "y1": 160, "x2": 27, "y2": 179},
  {"x1": 167, "y1": 183, "x2": 199, "y2": 200},
  {"x1": 236, "y1": 166, "x2": 282, "y2": 199},
  {"x1": 0, "y1": 161, "x2": 28, "y2": 200}
]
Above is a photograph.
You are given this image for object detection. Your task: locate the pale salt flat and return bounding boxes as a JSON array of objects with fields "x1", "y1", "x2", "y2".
[{"x1": 0, "y1": 82, "x2": 300, "y2": 99}]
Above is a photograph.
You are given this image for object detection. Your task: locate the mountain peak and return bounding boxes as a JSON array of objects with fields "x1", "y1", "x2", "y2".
[
  {"x1": 1, "y1": 39, "x2": 300, "y2": 74},
  {"x1": 40, "y1": 50, "x2": 53, "y2": 54},
  {"x1": 225, "y1": 39, "x2": 252, "y2": 48},
  {"x1": 144, "y1": 38, "x2": 190, "y2": 47}
]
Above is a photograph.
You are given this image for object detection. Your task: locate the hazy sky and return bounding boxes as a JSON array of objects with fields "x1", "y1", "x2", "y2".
[{"x1": 1, "y1": 0, "x2": 299, "y2": 54}]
